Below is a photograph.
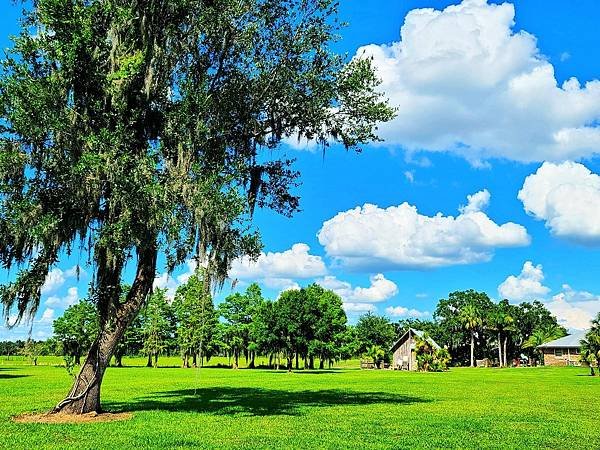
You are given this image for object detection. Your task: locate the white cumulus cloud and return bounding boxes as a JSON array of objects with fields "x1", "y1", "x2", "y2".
[
  {"x1": 518, "y1": 161, "x2": 600, "y2": 244},
  {"x1": 385, "y1": 306, "x2": 431, "y2": 318},
  {"x1": 497, "y1": 263, "x2": 600, "y2": 330},
  {"x1": 318, "y1": 274, "x2": 398, "y2": 303},
  {"x1": 545, "y1": 285, "x2": 600, "y2": 330},
  {"x1": 357, "y1": 0, "x2": 600, "y2": 163},
  {"x1": 498, "y1": 261, "x2": 551, "y2": 301},
  {"x1": 41, "y1": 265, "x2": 82, "y2": 295},
  {"x1": 39, "y1": 308, "x2": 55, "y2": 325},
  {"x1": 318, "y1": 274, "x2": 398, "y2": 316},
  {"x1": 264, "y1": 278, "x2": 301, "y2": 296},
  {"x1": 45, "y1": 286, "x2": 80, "y2": 308},
  {"x1": 152, "y1": 244, "x2": 324, "y2": 300},
  {"x1": 342, "y1": 302, "x2": 377, "y2": 314},
  {"x1": 317, "y1": 190, "x2": 529, "y2": 270},
  {"x1": 230, "y1": 243, "x2": 327, "y2": 280}
]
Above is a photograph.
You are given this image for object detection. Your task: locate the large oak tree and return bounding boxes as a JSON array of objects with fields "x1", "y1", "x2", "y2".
[{"x1": 0, "y1": 0, "x2": 393, "y2": 414}]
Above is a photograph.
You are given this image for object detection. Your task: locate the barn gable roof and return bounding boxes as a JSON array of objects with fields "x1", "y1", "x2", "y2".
[
  {"x1": 390, "y1": 328, "x2": 441, "y2": 352},
  {"x1": 537, "y1": 331, "x2": 588, "y2": 349}
]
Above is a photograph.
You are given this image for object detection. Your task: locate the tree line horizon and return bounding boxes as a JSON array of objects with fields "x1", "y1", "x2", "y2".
[{"x1": 3, "y1": 271, "x2": 583, "y2": 372}]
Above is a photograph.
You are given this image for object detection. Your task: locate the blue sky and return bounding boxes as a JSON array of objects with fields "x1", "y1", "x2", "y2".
[{"x1": 2, "y1": 0, "x2": 600, "y2": 339}]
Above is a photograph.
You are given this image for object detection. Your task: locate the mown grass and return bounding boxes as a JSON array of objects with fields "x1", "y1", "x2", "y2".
[{"x1": 1, "y1": 357, "x2": 599, "y2": 449}]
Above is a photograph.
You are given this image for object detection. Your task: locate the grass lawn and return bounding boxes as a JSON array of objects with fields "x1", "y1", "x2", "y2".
[{"x1": 1, "y1": 357, "x2": 599, "y2": 449}]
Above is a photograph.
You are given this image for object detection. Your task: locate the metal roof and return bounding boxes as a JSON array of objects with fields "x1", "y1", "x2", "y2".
[
  {"x1": 391, "y1": 328, "x2": 441, "y2": 351},
  {"x1": 537, "y1": 331, "x2": 588, "y2": 349}
]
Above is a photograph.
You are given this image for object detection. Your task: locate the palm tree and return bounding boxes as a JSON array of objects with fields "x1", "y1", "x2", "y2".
[
  {"x1": 581, "y1": 314, "x2": 600, "y2": 375},
  {"x1": 366, "y1": 345, "x2": 385, "y2": 369},
  {"x1": 487, "y1": 310, "x2": 504, "y2": 367},
  {"x1": 488, "y1": 305, "x2": 516, "y2": 367},
  {"x1": 522, "y1": 324, "x2": 565, "y2": 365},
  {"x1": 580, "y1": 347, "x2": 596, "y2": 376},
  {"x1": 459, "y1": 304, "x2": 483, "y2": 367},
  {"x1": 501, "y1": 314, "x2": 516, "y2": 367}
]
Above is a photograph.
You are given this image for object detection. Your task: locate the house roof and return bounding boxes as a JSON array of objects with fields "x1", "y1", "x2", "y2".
[
  {"x1": 390, "y1": 328, "x2": 441, "y2": 352},
  {"x1": 537, "y1": 331, "x2": 588, "y2": 349}
]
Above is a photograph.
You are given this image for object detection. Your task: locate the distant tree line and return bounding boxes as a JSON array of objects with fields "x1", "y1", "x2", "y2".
[
  {"x1": 396, "y1": 290, "x2": 567, "y2": 367},
  {"x1": 46, "y1": 273, "x2": 369, "y2": 371},
  {"x1": 2, "y1": 282, "x2": 574, "y2": 371}
]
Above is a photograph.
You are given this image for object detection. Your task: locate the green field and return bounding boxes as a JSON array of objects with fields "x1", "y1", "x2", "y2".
[{"x1": 1, "y1": 357, "x2": 599, "y2": 449}]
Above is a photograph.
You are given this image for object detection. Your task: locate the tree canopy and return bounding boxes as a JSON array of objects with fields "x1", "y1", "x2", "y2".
[{"x1": 0, "y1": 0, "x2": 393, "y2": 414}]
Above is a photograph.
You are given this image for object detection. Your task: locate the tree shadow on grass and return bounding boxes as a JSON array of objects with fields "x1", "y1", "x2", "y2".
[
  {"x1": 105, "y1": 387, "x2": 429, "y2": 417},
  {"x1": 290, "y1": 370, "x2": 341, "y2": 374},
  {"x1": 0, "y1": 373, "x2": 30, "y2": 379}
]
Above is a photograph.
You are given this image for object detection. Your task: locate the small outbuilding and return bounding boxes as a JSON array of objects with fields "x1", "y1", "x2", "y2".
[
  {"x1": 390, "y1": 328, "x2": 440, "y2": 371},
  {"x1": 537, "y1": 331, "x2": 587, "y2": 366}
]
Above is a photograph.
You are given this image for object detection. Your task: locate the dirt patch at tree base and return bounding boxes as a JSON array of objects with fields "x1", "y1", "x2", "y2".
[{"x1": 13, "y1": 411, "x2": 133, "y2": 424}]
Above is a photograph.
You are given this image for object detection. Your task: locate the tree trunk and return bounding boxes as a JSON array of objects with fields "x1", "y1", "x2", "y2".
[
  {"x1": 52, "y1": 326, "x2": 122, "y2": 414},
  {"x1": 115, "y1": 353, "x2": 123, "y2": 368},
  {"x1": 295, "y1": 352, "x2": 299, "y2": 370},
  {"x1": 192, "y1": 353, "x2": 197, "y2": 368},
  {"x1": 75, "y1": 354, "x2": 81, "y2": 366},
  {"x1": 470, "y1": 331, "x2": 475, "y2": 367},
  {"x1": 503, "y1": 337, "x2": 508, "y2": 367},
  {"x1": 287, "y1": 354, "x2": 293, "y2": 372},
  {"x1": 183, "y1": 353, "x2": 189, "y2": 368},
  {"x1": 309, "y1": 355, "x2": 314, "y2": 369},
  {"x1": 319, "y1": 358, "x2": 324, "y2": 370},
  {"x1": 153, "y1": 353, "x2": 158, "y2": 368},
  {"x1": 146, "y1": 354, "x2": 152, "y2": 367},
  {"x1": 497, "y1": 332, "x2": 503, "y2": 367},
  {"x1": 52, "y1": 242, "x2": 157, "y2": 415},
  {"x1": 249, "y1": 352, "x2": 255, "y2": 369},
  {"x1": 233, "y1": 350, "x2": 239, "y2": 369}
]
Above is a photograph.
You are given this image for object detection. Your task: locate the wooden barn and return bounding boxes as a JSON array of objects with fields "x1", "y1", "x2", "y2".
[{"x1": 390, "y1": 328, "x2": 440, "y2": 371}]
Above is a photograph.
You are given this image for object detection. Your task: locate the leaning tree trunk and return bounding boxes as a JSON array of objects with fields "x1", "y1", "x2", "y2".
[
  {"x1": 53, "y1": 326, "x2": 122, "y2": 414},
  {"x1": 52, "y1": 243, "x2": 157, "y2": 415}
]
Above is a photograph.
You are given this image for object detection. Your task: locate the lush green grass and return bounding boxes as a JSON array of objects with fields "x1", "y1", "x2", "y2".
[{"x1": 1, "y1": 358, "x2": 599, "y2": 449}]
